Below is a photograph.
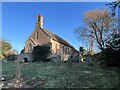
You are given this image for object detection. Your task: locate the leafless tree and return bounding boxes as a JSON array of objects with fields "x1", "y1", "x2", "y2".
[
  {"x1": 106, "y1": 0, "x2": 120, "y2": 17},
  {"x1": 75, "y1": 9, "x2": 118, "y2": 51}
]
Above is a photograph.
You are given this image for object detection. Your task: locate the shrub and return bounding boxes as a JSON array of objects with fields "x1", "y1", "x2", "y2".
[
  {"x1": 32, "y1": 44, "x2": 51, "y2": 62},
  {"x1": 103, "y1": 34, "x2": 120, "y2": 67},
  {"x1": 67, "y1": 55, "x2": 79, "y2": 63},
  {"x1": 92, "y1": 53, "x2": 102, "y2": 63},
  {"x1": 101, "y1": 48, "x2": 120, "y2": 67},
  {"x1": 93, "y1": 49, "x2": 120, "y2": 67},
  {"x1": 73, "y1": 56, "x2": 79, "y2": 63},
  {"x1": 79, "y1": 47, "x2": 86, "y2": 57},
  {"x1": 95, "y1": 34, "x2": 120, "y2": 67},
  {"x1": 6, "y1": 54, "x2": 17, "y2": 61}
]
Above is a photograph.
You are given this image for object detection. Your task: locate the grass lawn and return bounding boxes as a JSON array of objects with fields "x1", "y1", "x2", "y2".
[{"x1": 2, "y1": 61, "x2": 120, "y2": 88}]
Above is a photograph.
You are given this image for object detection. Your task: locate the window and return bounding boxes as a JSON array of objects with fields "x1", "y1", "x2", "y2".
[
  {"x1": 65, "y1": 47, "x2": 67, "y2": 54},
  {"x1": 38, "y1": 16, "x2": 40, "y2": 22},
  {"x1": 49, "y1": 43, "x2": 52, "y2": 53},
  {"x1": 66, "y1": 47, "x2": 68, "y2": 54},
  {"x1": 56, "y1": 44, "x2": 57, "y2": 54},
  {"x1": 36, "y1": 31, "x2": 38, "y2": 39},
  {"x1": 29, "y1": 44, "x2": 32, "y2": 51},
  {"x1": 62, "y1": 46, "x2": 64, "y2": 54},
  {"x1": 68, "y1": 48, "x2": 70, "y2": 54}
]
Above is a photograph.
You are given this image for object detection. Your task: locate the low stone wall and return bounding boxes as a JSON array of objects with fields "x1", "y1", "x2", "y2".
[
  {"x1": 17, "y1": 52, "x2": 72, "y2": 63},
  {"x1": 16, "y1": 52, "x2": 32, "y2": 63},
  {"x1": 23, "y1": 52, "x2": 32, "y2": 62}
]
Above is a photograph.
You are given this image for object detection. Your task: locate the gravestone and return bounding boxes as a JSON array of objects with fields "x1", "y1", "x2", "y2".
[
  {"x1": 15, "y1": 54, "x2": 25, "y2": 79},
  {"x1": 87, "y1": 56, "x2": 94, "y2": 66},
  {"x1": 8, "y1": 54, "x2": 24, "y2": 88},
  {"x1": 51, "y1": 55, "x2": 62, "y2": 66},
  {"x1": 15, "y1": 61, "x2": 22, "y2": 79}
]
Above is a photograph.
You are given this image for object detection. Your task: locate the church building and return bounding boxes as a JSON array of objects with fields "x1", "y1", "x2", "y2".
[{"x1": 24, "y1": 14, "x2": 78, "y2": 61}]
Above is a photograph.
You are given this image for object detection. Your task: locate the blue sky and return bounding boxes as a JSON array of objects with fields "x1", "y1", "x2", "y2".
[{"x1": 2, "y1": 2, "x2": 108, "y2": 53}]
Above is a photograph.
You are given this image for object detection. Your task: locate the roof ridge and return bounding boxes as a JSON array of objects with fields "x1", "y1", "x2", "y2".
[
  {"x1": 25, "y1": 27, "x2": 78, "y2": 51},
  {"x1": 43, "y1": 28, "x2": 76, "y2": 49}
]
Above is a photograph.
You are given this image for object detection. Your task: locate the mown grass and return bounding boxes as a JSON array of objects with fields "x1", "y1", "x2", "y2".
[{"x1": 2, "y1": 61, "x2": 120, "y2": 88}]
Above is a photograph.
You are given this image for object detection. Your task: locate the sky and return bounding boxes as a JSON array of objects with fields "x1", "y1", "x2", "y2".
[{"x1": 2, "y1": 2, "x2": 109, "y2": 53}]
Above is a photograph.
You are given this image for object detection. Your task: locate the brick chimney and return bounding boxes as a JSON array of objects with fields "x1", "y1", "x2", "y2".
[{"x1": 36, "y1": 14, "x2": 43, "y2": 28}]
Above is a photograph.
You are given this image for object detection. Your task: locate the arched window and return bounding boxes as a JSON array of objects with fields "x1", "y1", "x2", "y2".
[{"x1": 29, "y1": 44, "x2": 32, "y2": 51}]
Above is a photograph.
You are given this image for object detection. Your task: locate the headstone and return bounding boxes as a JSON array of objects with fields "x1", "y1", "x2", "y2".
[
  {"x1": 15, "y1": 54, "x2": 25, "y2": 78},
  {"x1": 15, "y1": 60, "x2": 22, "y2": 79},
  {"x1": 87, "y1": 56, "x2": 94, "y2": 66},
  {"x1": 8, "y1": 54, "x2": 24, "y2": 88}
]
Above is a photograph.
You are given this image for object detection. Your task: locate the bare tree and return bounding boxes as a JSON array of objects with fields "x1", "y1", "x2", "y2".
[
  {"x1": 106, "y1": 0, "x2": 120, "y2": 17},
  {"x1": 75, "y1": 27, "x2": 91, "y2": 52},
  {"x1": 75, "y1": 9, "x2": 117, "y2": 51},
  {"x1": 106, "y1": 0, "x2": 120, "y2": 34}
]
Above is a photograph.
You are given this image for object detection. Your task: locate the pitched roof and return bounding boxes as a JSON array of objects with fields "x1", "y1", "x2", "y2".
[
  {"x1": 42, "y1": 28, "x2": 76, "y2": 49},
  {"x1": 26, "y1": 27, "x2": 77, "y2": 51}
]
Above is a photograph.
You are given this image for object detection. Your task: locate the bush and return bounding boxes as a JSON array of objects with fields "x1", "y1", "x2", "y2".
[
  {"x1": 103, "y1": 34, "x2": 120, "y2": 67},
  {"x1": 73, "y1": 56, "x2": 79, "y2": 63},
  {"x1": 93, "y1": 49, "x2": 120, "y2": 67},
  {"x1": 95, "y1": 34, "x2": 120, "y2": 67},
  {"x1": 101, "y1": 48, "x2": 120, "y2": 67},
  {"x1": 32, "y1": 44, "x2": 51, "y2": 62},
  {"x1": 6, "y1": 54, "x2": 17, "y2": 61},
  {"x1": 92, "y1": 53, "x2": 101, "y2": 62},
  {"x1": 67, "y1": 55, "x2": 79, "y2": 63}
]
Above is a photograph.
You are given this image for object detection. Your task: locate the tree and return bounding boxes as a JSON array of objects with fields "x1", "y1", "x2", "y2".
[
  {"x1": 79, "y1": 47, "x2": 86, "y2": 57},
  {"x1": 106, "y1": 34, "x2": 120, "y2": 51},
  {"x1": 75, "y1": 30, "x2": 91, "y2": 52},
  {"x1": 79, "y1": 47, "x2": 86, "y2": 62},
  {"x1": 0, "y1": 39, "x2": 12, "y2": 56},
  {"x1": 106, "y1": 0, "x2": 120, "y2": 16},
  {"x1": 32, "y1": 44, "x2": 51, "y2": 62},
  {"x1": 75, "y1": 9, "x2": 117, "y2": 51},
  {"x1": 101, "y1": 34, "x2": 120, "y2": 67}
]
